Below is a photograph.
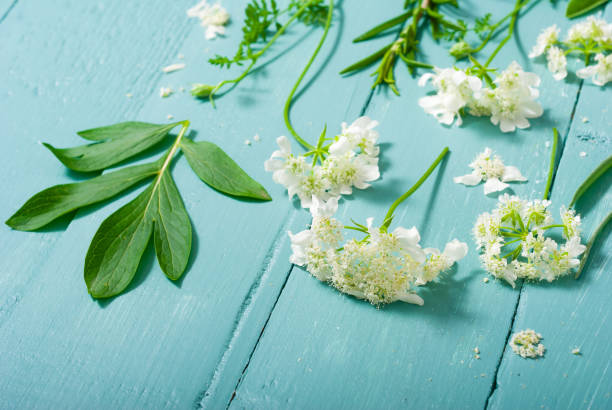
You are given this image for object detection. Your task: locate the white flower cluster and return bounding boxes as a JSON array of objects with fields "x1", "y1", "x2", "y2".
[
  {"x1": 265, "y1": 117, "x2": 380, "y2": 208},
  {"x1": 530, "y1": 17, "x2": 612, "y2": 86},
  {"x1": 474, "y1": 194, "x2": 586, "y2": 287},
  {"x1": 187, "y1": 1, "x2": 230, "y2": 40},
  {"x1": 510, "y1": 329, "x2": 545, "y2": 359},
  {"x1": 418, "y1": 62, "x2": 543, "y2": 133},
  {"x1": 454, "y1": 148, "x2": 527, "y2": 195},
  {"x1": 289, "y1": 197, "x2": 468, "y2": 306}
]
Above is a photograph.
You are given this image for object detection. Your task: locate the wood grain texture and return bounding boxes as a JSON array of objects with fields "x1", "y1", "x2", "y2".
[
  {"x1": 487, "y1": 8, "x2": 612, "y2": 410},
  {"x1": 0, "y1": 0, "x2": 400, "y2": 408},
  {"x1": 228, "y1": 1, "x2": 606, "y2": 409},
  {"x1": 0, "y1": 0, "x2": 610, "y2": 409}
]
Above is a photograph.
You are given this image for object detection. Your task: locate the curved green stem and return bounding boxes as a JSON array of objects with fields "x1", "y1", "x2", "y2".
[
  {"x1": 381, "y1": 146, "x2": 449, "y2": 231},
  {"x1": 284, "y1": 0, "x2": 334, "y2": 151},
  {"x1": 543, "y1": 127, "x2": 559, "y2": 201},
  {"x1": 484, "y1": 0, "x2": 525, "y2": 68},
  {"x1": 576, "y1": 211, "x2": 612, "y2": 279},
  {"x1": 209, "y1": 0, "x2": 320, "y2": 106}
]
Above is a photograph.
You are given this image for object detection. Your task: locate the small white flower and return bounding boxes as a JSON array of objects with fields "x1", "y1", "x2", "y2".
[
  {"x1": 454, "y1": 148, "x2": 527, "y2": 195},
  {"x1": 566, "y1": 16, "x2": 612, "y2": 45},
  {"x1": 510, "y1": 329, "x2": 545, "y2": 359},
  {"x1": 529, "y1": 24, "x2": 560, "y2": 58},
  {"x1": 486, "y1": 62, "x2": 543, "y2": 133},
  {"x1": 576, "y1": 53, "x2": 612, "y2": 86},
  {"x1": 330, "y1": 116, "x2": 380, "y2": 157},
  {"x1": 546, "y1": 46, "x2": 568, "y2": 81},
  {"x1": 474, "y1": 195, "x2": 586, "y2": 284},
  {"x1": 418, "y1": 67, "x2": 482, "y2": 126},
  {"x1": 187, "y1": 1, "x2": 230, "y2": 40},
  {"x1": 265, "y1": 119, "x2": 381, "y2": 209}
]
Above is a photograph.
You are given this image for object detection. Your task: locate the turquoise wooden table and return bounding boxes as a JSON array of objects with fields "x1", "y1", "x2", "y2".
[{"x1": 1, "y1": 0, "x2": 611, "y2": 408}]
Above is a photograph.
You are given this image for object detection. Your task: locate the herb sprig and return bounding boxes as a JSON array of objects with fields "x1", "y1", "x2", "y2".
[
  {"x1": 7, "y1": 121, "x2": 271, "y2": 298},
  {"x1": 341, "y1": 0, "x2": 535, "y2": 94},
  {"x1": 192, "y1": 0, "x2": 331, "y2": 105}
]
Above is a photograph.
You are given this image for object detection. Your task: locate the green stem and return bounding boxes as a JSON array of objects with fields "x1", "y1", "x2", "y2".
[
  {"x1": 470, "y1": 0, "x2": 531, "y2": 54},
  {"x1": 283, "y1": 0, "x2": 334, "y2": 151},
  {"x1": 209, "y1": 0, "x2": 319, "y2": 106},
  {"x1": 543, "y1": 127, "x2": 559, "y2": 201},
  {"x1": 539, "y1": 224, "x2": 565, "y2": 230},
  {"x1": 484, "y1": 0, "x2": 525, "y2": 68},
  {"x1": 576, "y1": 211, "x2": 612, "y2": 279},
  {"x1": 381, "y1": 146, "x2": 449, "y2": 231}
]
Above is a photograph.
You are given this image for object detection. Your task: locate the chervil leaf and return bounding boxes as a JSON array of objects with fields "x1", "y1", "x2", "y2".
[
  {"x1": 153, "y1": 172, "x2": 192, "y2": 280},
  {"x1": 5, "y1": 161, "x2": 160, "y2": 231},
  {"x1": 180, "y1": 139, "x2": 271, "y2": 200},
  {"x1": 566, "y1": 0, "x2": 609, "y2": 18},
  {"x1": 44, "y1": 122, "x2": 180, "y2": 172},
  {"x1": 84, "y1": 171, "x2": 192, "y2": 298}
]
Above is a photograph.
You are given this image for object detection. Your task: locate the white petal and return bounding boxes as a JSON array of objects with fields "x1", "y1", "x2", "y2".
[
  {"x1": 418, "y1": 73, "x2": 435, "y2": 87},
  {"x1": 454, "y1": 172, "x2": 482, "y2": 186},
  {"x1": 328, "y1": 136, "x2": 352, "y2": 155},
  {"x1": 276, "y1": 135, "x2": 292, "y2": 154},
  {"x1": 484, "y1": 178, "x2": 509, "y2": 195},
  {"x1": 502, "y1": 165, "x2": 527, "y2": 182},
  {"x1": 393, "y1": 226, "x2": 421, "y2": 246},
  {"x1": 443, "y1": 239, "x2": 468, "y2": 262},
  {"x1": 397, "y1": 292, "x2": 424, "y2": 306}
]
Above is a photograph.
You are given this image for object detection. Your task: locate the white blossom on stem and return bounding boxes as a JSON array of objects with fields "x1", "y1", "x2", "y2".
[
  {"x1": 418, "y1": 67, "x2": 482, "y2": 126},
  {"x1": 577, "y1": 53, "x2": 612, "y2": 86},
  {"x1": 529, "y1": 24, "x2": 560, "y2": 58},
  {"x1": 546, "y1": 46, "x2": 568, "y2": 81}
]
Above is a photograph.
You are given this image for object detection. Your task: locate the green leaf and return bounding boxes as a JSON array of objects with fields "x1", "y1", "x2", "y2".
[
  {"x1": 570, "y1": 154, "x2": 612, "y2": 207},
  {"x1": 575, "y1": 210, "x2": 612, "y2": 279},
  {"x1": 44, "y1": 122, "x2": 181, "y2": 172},
  {"x1": 340, "y1": 43, "x2": 393, "y2": 75},
  {"x1": 566, "y1": 0, "x2": 609, "y2": 18},
  {"x1": 180, "y1": 139, "x2": 271, "y2": 200},
  {"x1": 76, "y1": 121, "x2": 174, "y2": 141},
  {"x1": 5, "y1": 161, "x2": 160, "y2": 231},
  {"x1": 84, "y1": 172, "x2": 192, "y2": 298},
  {"x1": 153, "y1": 172, "x2": 192, "y2": 280},
  {"x1": 84, "y1": 184, "x2": 157, "y2": 298},
  {"x1": 353, "y1": 10, "x2": 412, "y2": 43}
]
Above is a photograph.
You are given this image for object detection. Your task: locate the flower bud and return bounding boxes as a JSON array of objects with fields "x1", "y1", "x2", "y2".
[
  {"x1": 191, "y1": 83, "x2": 215, "y2": 98},
  {"x1": 449, "y1": 40, "x2": 471, "y2": 59}
]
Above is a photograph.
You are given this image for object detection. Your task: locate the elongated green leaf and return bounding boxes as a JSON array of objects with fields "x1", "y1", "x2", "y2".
[
  {"x1": 576, "y1": 211, "x2": 612, "y2": 279},
  {"x1": 566, "y1": 0, "x2": 609, "y2": 18},
  {"x1": 84, "y1": 170, "x2": 193, "y2": 298},
  {"x1": 85, "y1": 184, "x2": 157, "y2": 298},
  {"x1": 5, "y1": 161, "x2": 160, "y2": 231},
  {"x1": 180, "y1": 139, "x2": 271, "y2": 200},
  {"x1": 77, "y1": 121, "x2": 173, "y2": 141},
  {"x1": 570, "y1": 154, "x2": 612, "y2": 207},
  {"x1": 44, "y1": 122, "x2": 180, "y2": 172},
  {"x1": 153, "y1": 172, "x2": 192, "y2": 280},
  {"x1": 340, "y1": 43, "x2": 393, "y2": 75},
  {"x1": 353, "y1": 10, "x2": 412, "y2": 43}
]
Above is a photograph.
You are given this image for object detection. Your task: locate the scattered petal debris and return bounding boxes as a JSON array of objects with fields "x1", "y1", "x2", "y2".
[
  {"x1": 510, "y1": 329, "x2": 545, "y2": 359},
  {"x1": 126, "y1": 93, "x2": 133, "y2": 98},
  {"x1": 572, "y1": 348, "x2": 581, "y2": 355},
  {"x1": 253, "y1": 134, "x2": 261, "y2": 142},
  {"x1": 483, "y1": 277, "x2": 490, "y2": 283},
  {"x1": 160, "y1": 87, "x2": 173, "y2": 98},
  {"x1": 167, "y1": 114, "x2": 174, "y2": 120},
  {"x1": 581, "y1": 116, "x2": 589, "y2": 123},
  {"x1": 244, "y1": 139, "x2": 251, "y2": 146},
  {"x1": 162, "y1": 63, "x2": 186, "y2": 73},
  {"x1": 579, "y1": 152, "x2": 587, "y2": 158}
]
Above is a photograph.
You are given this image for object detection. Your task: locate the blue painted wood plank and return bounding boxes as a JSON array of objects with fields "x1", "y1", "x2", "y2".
[
  {"x1": 0, "y1": 0, "x2": 194, "y2": 332},
  {"x1": 228, "y1": 1, "x2": 595, "y2": 408},
  {"x1": 0, "y1": 1, "x2": 399, "y2": 408},
  {"x1": 487, "y1": 7, "x2": 612, "y2": 409}
]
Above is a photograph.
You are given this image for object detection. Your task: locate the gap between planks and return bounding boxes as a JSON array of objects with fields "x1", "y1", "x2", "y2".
[
  {"x1": 0, "y1": 0, "x2": 18, "y2": 25},
  {"x1": 217, "y1": 17, "x2": 405, "y2": 408},
  {"x1": 483, "y1": 79, "x2": 585, "y2": 410}
]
